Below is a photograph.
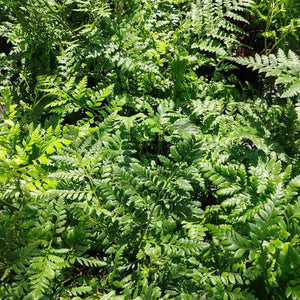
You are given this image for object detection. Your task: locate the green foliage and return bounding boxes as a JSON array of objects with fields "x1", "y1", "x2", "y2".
[
  {"x1": 188, "y1": 0, "x2": 254, "y2": 57},
  {"x1": 233, "y1": 48, "x2": 300, "y2": 97},
  {"x1": 0, "y1": 0, "x2": 299, "y2": 299},
  {"x1": 253, "y1": 0, "x2": 300, "y2": 54}
]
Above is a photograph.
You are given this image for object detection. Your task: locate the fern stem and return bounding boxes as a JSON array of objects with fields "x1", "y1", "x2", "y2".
[
  {"x1": 56, "y1": 16, "x2": 77, "y2": 37},
  {"x1": 83, "y1": 167, "x2": 99, "y2": 202},
  {"x1": 52, "y1": 83, "x2": 96, "y2": 115},
  {"x1": 133, "y1": 262, "x2": 141, "y2": 298},
  {"x1": 0, "y1": 199, "x2": 18, "y2": 211},
  {"x1": 268, "y1": 29, "x2": 290, "y2": 54},
  {"x1": 260, "y1": 244, "x2": 270, "y2": 293},
  {"x1": 40, "y1": 0, "x2": 77, "y2": 36},
  {"x1": 136, "y1": 163, "x2": 182, "y2": 249},
  {"x1": 264, "y1": 1, "x2": 275, "y2": 54},
  {"x1": 134, "y1": 163, "x2": 182, "y2": 295}
]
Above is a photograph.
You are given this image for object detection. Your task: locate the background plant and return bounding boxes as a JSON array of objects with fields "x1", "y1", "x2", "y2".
[{"x1": 252, "y1": 0, "x2": 300, "y2": 54}]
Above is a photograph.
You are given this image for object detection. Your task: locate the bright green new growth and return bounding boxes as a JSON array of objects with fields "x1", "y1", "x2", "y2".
[{"x1": 0, "y1": 0, "x2": 299, "y2": 299}]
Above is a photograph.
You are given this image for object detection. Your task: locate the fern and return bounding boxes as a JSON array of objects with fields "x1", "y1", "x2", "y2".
[
  {"x1": 189, "y1": 0, "x2": 254, "y2": 57},
  {"x1": 233, "y1": 49, "x2": 300, "y2": 97},
  {"x1": 0, "y1": 1, "x2": 299, "y2": 299}
]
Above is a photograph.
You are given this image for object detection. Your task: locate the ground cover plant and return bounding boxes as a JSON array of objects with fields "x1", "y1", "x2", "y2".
[{"x1": 0, "y1": 0, "x2": 299, "y2": 299}]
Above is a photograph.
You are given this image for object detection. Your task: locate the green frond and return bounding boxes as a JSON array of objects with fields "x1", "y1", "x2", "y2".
[
  {"x1": 76, "y1": 256, "x2": 107, "y2": 268},
  {"x1": 221, "y1": 229, "x2": 253, "y2": 254},
  {"x1": 232, "y1": 49, "x2": 300, "y2": 98},
  {"x1": 68, "y1": 285, "x2": 93, "y2": 297},
  {"x1": 28, "y1": 255, "x2": 57, "y2": 298},
  {"x1": 182, "y1": 221, "x2": 207, "y2": 241},
  {"x1": 249, "y1": 200, "x2": 282, "y2": 242},
  {"x1": 189, "y1": 0, "x2": 254, "y2": 59}
]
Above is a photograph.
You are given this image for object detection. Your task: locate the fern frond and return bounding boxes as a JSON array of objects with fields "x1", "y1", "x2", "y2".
[
  {"x1": 45, "y1": 189, "x2": 92, "y2": 201},
  {"x1": 232, "y1": 49, "x2": 300, "y2": 97},
  {"x1": 76, "y1": 256, "x2": 107, "y2": 268},
  {"x1": 28, "y1": 256, "x2": 57, "y2": 298},
  {"x1": 68, "y1": 285, "x2": 93, "y2": 297},
  {"x1": 182, "y1": 221, "x2": 207, "y2": 240},
  {"x1": 162, "y1": 238, "x2": 208, "y2": 257}
]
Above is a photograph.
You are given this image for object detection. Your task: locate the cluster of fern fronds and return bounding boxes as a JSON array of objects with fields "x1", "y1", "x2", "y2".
[{"x1": 0, "y1": 0, "x2": 299, "y2": 299}]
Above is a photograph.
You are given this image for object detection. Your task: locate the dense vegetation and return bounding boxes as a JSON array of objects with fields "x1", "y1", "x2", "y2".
[{"x1": 0, "y1": 0, "x2": 299, "y2": 299}]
